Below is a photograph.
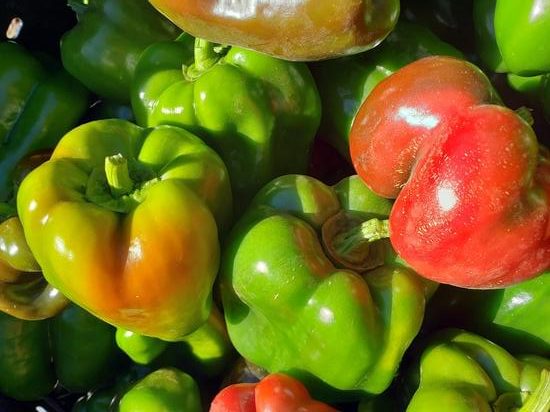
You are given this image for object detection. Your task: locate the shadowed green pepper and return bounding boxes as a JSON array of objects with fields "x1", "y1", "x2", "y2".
[
  {"x1": 61, "y1": 0, "x2": 179, "y2": 102},
  {"x1": 221, "y1": 174, "x2": 437, "y2": 400},
  {"x1": 0, "y1": 41, "x2": 89, "y2": 202},
  {"x1": 131, "y1": 34, "x2": 321, "y2": 211},
  {"x1": 0, "y1": 304, "x2": 123, "y2": 401}
]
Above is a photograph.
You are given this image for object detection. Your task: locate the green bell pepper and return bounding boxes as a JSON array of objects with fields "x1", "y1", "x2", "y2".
[
  {"x1": 310, "y1": 21, "x2": 463, "y2": 160},
  {"x1": 424, "y1": 272, "x2": 550, "y2": 356},
  {"x1": 115, "y1": 306, "x2": 235, "y2": 378},
  {"x1": 406, "y1": 329, "x2": 550, "y2": 411},
  {"x1": 60, "y1": 0, "x2": 179, "y2": 103},
  {"x1": 0, "y1": 303, "x2": 123, "y2": 401},
  {"x1": 117, "y1": 367, "x2": 202, "y2": 412},
  {"x1": 131, "y1": 35, "x2": 321, "y2": 210},
  {"x1": 0, "y1": 41, "x2": 89, "y2": 202},
  {"x1": 474, "y1": 0, "x2": 550, "y2": 76},
  {"x1": 221, "y1": 174, "x2": 437, "y2": 400}
]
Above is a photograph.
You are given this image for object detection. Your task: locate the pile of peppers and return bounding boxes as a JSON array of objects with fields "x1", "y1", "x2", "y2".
[{"x1": 0, "y1": 0, "x2": 548, "y2": 411}]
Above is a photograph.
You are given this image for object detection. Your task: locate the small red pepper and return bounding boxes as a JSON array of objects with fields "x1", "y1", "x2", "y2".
[
  {"x1": 350, "y1": 56, "x2": 550, "y2": 288},
  {"x1": 210, "y1": 373, "x2": 337, "y2": 412}
]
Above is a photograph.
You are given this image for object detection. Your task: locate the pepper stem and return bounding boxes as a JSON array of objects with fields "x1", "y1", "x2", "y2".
[
  {"x1": 104, "y1": 154, "x2": 133, "y2": 197},
  {"x1": 518, "y1": 369, "x2": 550, "y2": 412},
  {"x1": 183, "y1": 38, "x2": 225, "y2": 80},
  {"x1": 322, "y1": 211, "x2": 390, "y2": 272}
]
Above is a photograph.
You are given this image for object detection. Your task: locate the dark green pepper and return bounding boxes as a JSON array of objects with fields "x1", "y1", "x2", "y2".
[
  {"x1": 310, "y1": 21, "x2": 463, "y2": 160},
  {"x1": 131, "y1": 35, "x2": 321, "y2": 210},
  {"x1": 424, "y1": 272, "x2": 550, "y2": 356},
  {"x1": 0, "y1": 41, "x2": 88, "y2": 202},
  {"x1": 60, "y1": 0, "x2": 179, "y2": 103},
  {"x1": 0, "y1": 304, "x2": 124, "y2": 401},
  {"x1": 221, "y1": 174, "x2": 436, "y2": 400}
]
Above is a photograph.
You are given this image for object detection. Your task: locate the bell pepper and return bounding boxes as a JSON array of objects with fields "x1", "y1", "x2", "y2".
[
  {"x1": 210, "y1": 373, "x2": 338, "y2": 412},
  {"x1": 115, "y1": 306, "x2": 235, "y2": 378},
  {"x1": 0, "y1": 41, "x2": 89, "y2": 202},
  {"x1": 311, "y1": 21, "x2": 463, "y2": 160},
  {"x1": 350, "y1": 55, "x2": 550, "y2": 288},
  {"x1": 60, "y1": 0, "x2": 179, "y2": 103},
  {"x1": 425, "y1": 272, "x2": 550, "y2": 356},
  {"x1": 147, "y1": 0, "x2": 399, "y2": 61},
  {"x1": 118, "y1": 367, "x2": 202, "y2": 412},
  {"x1": 17, "y1": 119, "x2": 232, "y2": 340},
  {"x1": 406, "y1": 329, "x2": 550, "y2": 411},
  {"x1": 493, "y1": 0, "x2": 550, "y2": 76},
  {"x1": 131, "y1": 34, "x2": 321, "y2": 210},
  {"x1": 221, "y1": 174, "x2": 436, "y2": 400},
  {"x1": 0, "y1": 303, "x2": 123, "y2": 401}
]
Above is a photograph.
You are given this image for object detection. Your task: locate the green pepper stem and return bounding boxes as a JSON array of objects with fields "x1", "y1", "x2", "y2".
[
  {"x1": 334, "y1": 218, "x2": 390, "y2": 256},
  {"x1": 518, "y1": 369, "x2": 550, "y2": 412},
  {"x1": 183, "y1": 38, "x2": 226, "y2": 80},
  {"x1": 105, "y1": 154, "x2": 133, "y2": 197},
  {"x1": 322, "y1": 211, "x2": 390, "y2": 272}
]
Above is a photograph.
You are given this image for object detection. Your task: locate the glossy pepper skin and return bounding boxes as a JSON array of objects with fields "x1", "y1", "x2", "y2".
[
  {"x1": 0, "y1": 304, "x2": 122, "y2": 401},
  {"x1": 311, "y1": 21, "x2": 463, "y2": 160},
  {"x1": 350, "y1": 56, "x2": 550, "y2": 288},
  {"x1": 425, "y1": 272, "x2": 550, "y2": 356},
  {"x1": 17, "y1": 119, "x2": 232, "y2": 341},
  {"x1": 0, "y1": 41, "x2": 89, "y2": 202},
  {"x1": 493, "y1": 0, "x2": 550, "y2": 76},
  {"x1": 132, "y1": 34, "x2": 321, "y2": 210},
  {"x1": 61, "y1": 0, "x2": 179, "y2": 103},
  {"x1": 118, "y1": 367, "x2": 202, "y2": 412},
  {"x1": 221, "y1": 174, "x2": 436, "y2": 399},
  {"x1": 210, "y1": 373, "x2": 338, "y2": 412},
  {"x1": 148, "y1": 0, "x2": 399, "y2": 61},
  {"x1": 116, "y1": 306, "x2": 235, "y2": 379},
  {"x1": 406, "y1": 329, "x2": 550, "y2": 412}
]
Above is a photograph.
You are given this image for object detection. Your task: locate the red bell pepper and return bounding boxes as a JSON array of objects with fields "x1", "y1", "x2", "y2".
[
  {"x1": 350, "y1": 55, "x2": 550, "y2": 288},
  {"x1": 210, "y1": 373, "x2": 337, "y2": 412}
]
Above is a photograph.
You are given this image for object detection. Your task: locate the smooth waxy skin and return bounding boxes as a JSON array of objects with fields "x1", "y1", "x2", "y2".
[
  {"x1": 118, "y1": 368, "x2": 202, "y2": 412},
  {"x1": 426, "y1": 271, "x2": 550, "y2": 356},
  {"x1": 61, "y1": 0, "x2": 179, "y2": 102},
  {"x1": 0, "y1": 41, "x2": 88, "y2": 202},
  {"x1": 222, "y1": 174, "x2": 434, "y2": 399},
  {"x1": 211, "y1": 373, "x2": 338, "y2": 412},
  {"x1": 132, "y1": 35, "x2": 321, "y2": 209},
  {"x1": 350, "y1": 56, "x2": 550, "y2": 288},
  {"x1": 17, "y1": 119, "x2": 232, "y2": 340},
  {"x1": 311, "y1": 21, "x2": 463, "y2": 160},
  {"x1": 407, "y1": 329, "x2": 550, "y2": 412},
  {"x1": 494, "y1": 0, "x2": 550, "y2": 75},
  {"x1": 148, "y1": 0, "x2": 399, "y2": 61}
]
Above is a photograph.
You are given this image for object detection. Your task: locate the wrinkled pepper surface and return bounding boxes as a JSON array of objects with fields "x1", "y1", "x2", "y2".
[
  {"x1": 17, "y1": 119, "x2": 232, "y2": 340},
  {"x1": 221, "y1": 174, "x2": 436, "y2": 399},
  {"x1": 0, "y1": 41, "x2": 88, "y2": 202},
  {"x1": 118, "y1": 367, "x2": 202, "y2": 412},
  {"x1": 61, "y1": 0, "x2": 179, "y2": 102},
  {"x1": 132, "y1": 34, "x2": 321, "y2": 209},
  {"x1": 311, "y1": 21, "x2": 463, "y2": 160},
  {"x1": 148, "y1": 0, "x2": 399, "y2": 61},
  {"x1": 407, "y1": 329, "x2": 550, "y2": 411},
  {"x1": 0, "y1": 304, "x2": 122, "y2": 401},
  {"x1": 350, "y1": 56, "x2": 550, "y2": 288},
  {"x1": 210, "y1": 373, "x2": 337, "y2": 412},
  {"x1": 424, "y1": 271, "x2": 550, "y2": 356}
]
